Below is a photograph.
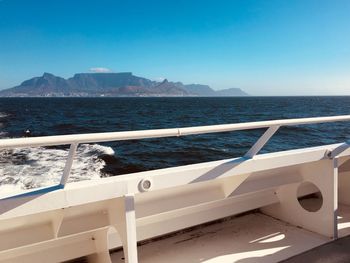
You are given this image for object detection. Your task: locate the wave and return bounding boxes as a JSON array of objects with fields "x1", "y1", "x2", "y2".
[
  {"x1": 0, "y1": 143, "x2": 115, "y2": 195},
  {"x1": 0, "y1": 112, "x2": 8, "y2": 119}
]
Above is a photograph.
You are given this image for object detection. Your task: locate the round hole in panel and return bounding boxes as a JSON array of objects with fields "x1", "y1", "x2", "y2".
[{"x1": 297, "y1": 182, "x2": 323, "y2": 212}]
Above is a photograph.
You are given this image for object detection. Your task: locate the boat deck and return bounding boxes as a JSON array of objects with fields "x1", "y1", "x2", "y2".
[
  {"x1": 110, "y1": 204, "x2": 350, "y2": 263},
  {"x1": 3, "y1": 116, "x2": 350, "y2": 263}
]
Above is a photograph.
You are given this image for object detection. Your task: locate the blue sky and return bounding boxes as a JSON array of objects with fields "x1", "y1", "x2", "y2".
[{"x1": 0, "y1": 0, "x2": 349, "y2": 95}]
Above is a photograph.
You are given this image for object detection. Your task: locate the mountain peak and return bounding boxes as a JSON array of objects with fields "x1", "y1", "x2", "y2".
[{"x1": 42, "y1": 72, "x2": 56, "y2": 78}]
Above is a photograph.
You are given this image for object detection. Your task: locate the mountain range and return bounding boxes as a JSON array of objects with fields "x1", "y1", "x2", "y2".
[{"x1": 0, "y1": 72, "x2": 248, "y2": 97}]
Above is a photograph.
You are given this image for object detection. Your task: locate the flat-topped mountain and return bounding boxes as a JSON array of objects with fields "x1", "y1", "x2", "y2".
[{"x1": 0, "y1": 72, "x2": 249, "y2": 97}]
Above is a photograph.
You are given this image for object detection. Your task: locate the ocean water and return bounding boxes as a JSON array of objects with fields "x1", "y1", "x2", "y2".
[{"x1": 1, "y1": 97, "x2": 350, "y2": 194}]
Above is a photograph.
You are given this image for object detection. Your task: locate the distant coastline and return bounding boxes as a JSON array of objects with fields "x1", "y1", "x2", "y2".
[{"x1": 0, "y1": 72, "x2": 249, "y2": 97}]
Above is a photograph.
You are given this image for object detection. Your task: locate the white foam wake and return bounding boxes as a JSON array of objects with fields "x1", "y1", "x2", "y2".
[
  {"x1": 0, "y1": 112, "x2": 7, "y2": 132},
  {"x1": 0, "y1": 144, "x2": 114, "y2": 195},
  {"x1": 0, "y1": 112, "x2": 8, "y2": 119}
]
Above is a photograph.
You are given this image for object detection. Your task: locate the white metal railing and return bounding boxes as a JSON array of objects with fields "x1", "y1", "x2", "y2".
[
  {"x1": 1, "y1": 115, "x2": 350, "y2": 191},
  {"x1": 2, "y1": 115, "x2": 350, "y2": 263}
]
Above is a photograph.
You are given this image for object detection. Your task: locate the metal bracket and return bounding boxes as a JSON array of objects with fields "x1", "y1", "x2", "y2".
[
  {"x1": 327, "y1": 141, "x2": 350, "y2": 159},
  {"x1": 244, "y1": 125, "x2": 280, "y2": 158},
  {"x1": 113, "y1": 194, "x2": 138, "y2": 263}
]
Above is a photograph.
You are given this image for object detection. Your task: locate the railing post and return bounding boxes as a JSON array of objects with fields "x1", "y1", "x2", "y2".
[
  {"x1": 244, "y1": 125, "x2": 280, "y2": 158},
  {"x1": 333, "y1": 157, "x2": 339, "y2": 239},
  {"x1": 60, "y1": 143, "x2": 78, "y2": 187}
]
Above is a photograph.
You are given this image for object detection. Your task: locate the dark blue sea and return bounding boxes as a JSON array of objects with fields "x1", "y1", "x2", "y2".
[{"x1": 1, "y1": 97, "x2": 350, "y2": 193}]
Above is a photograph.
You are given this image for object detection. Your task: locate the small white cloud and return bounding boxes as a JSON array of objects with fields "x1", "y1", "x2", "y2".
[
  {"x1": 154, "y1": 77, "x2": 165, "y2": 82},
  {"x1": 89, "y1": 67, "x2": 112, "y2": 73}
]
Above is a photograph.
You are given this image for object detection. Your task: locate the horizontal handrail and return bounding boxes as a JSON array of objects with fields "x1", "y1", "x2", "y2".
[{"x1": 1, "y1": 115, "x2": 350, "y2": 149}]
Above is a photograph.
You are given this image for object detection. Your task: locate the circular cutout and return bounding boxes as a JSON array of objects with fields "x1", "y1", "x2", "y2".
[{"x1": 297, "y1": 182, "x2": 323, "y2": 212}]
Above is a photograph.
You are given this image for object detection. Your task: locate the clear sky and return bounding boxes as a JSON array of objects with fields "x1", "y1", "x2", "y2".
[{"x1": 0, "y1": 0, "x2": 349, "y2": 95}]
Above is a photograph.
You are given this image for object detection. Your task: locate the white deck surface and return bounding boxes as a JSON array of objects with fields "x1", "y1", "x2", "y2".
[{"x1": 110, "y1": 210, "x2": 343, "y2": 263}]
